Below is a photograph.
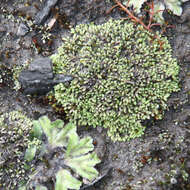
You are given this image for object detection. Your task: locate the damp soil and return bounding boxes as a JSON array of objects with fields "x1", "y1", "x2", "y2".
[{"x1": 1, "y1": 0, "x2": 190, "y2": 190}]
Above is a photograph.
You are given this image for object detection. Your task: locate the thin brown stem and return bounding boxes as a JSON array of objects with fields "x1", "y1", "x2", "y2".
[
  {"x1": 110, "y1": 0, "x2": 164, "y2": 49},
  {"x1": 106, "y1": 4, "x2": 119, "y2": 14},
  {"x1": 113, "y1": 0, "x2": 151, "y2": 31}
]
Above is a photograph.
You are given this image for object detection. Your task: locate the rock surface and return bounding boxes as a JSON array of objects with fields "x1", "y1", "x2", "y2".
[
  {"x1": 17, "y1": 23, "x2": 29, "y2": 36},
  {"x1": 19, "y1": 57, "x2": 73, "y2": 95},
  {"x1": 34, "y1": 0, "x2": 59, "y2": 25}
]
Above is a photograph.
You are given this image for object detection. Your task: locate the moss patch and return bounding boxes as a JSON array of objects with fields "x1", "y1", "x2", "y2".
[
  {"x1": 50, "y1": 19, "x2": 179, "y2": 141},
  {"x1": 0, "y1": 111, "x2": 32, "y2": 189}
]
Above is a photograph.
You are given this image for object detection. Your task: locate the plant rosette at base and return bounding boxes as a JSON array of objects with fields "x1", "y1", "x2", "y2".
[
  {"x1": 20, "y1": 116, "x2": 101, "y2": 190},
  {"x1": 50, "y1": 19, "x2": 179, "y2": 141}
]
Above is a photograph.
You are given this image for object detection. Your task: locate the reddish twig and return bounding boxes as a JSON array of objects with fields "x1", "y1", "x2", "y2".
[
  {"x1": 160, "y1": 22, "x2": 175, "y2": 35},
  {"x1": 106, "y1": 4, "x2": 119, "y2": 14},
  {"x1": 113, "y1": 0, "x2": 152, "y2": 32},
  {"x1": 146, "y1": 1, "x2": 161, "y2": 29},
  {"x1": 108, "y1": 0, "x2": 166, "y2": 49}
]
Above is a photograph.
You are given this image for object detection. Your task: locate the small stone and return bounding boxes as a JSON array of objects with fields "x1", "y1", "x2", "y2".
[
  {"x1": 19, "y1": 57, "x2": 73, "y2": 95},
  {"x1": 17, "y1": 23, "x2": 29, "y2": 36},
  {"x1": 34, "y1": 0, "x2": 59, "y2": 25},
  {"x1": 170, "y1": 177, "x2": 177, "y2": 184}
]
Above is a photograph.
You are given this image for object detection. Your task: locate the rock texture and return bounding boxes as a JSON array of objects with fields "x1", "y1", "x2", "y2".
[
  {"x1": 34, "y1": 0, "x2": 59, "y2": 25},
  {"x1": 19, "y1": 57, "x2": 73, "y2": 95}
]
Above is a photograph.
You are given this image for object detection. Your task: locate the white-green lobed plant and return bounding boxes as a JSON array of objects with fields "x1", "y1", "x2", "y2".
[
  {"x1": 21, "y1": 116, "x2": 101, "y2": 190},
  {"x1": 124, "y1": 0, "x2": 189, "y2": 23}
]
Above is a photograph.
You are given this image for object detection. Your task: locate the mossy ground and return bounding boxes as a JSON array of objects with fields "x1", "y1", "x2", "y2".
[
  {"x1": 0, "y1": 111, "x2": 32, "y2": 189},
  {"x1": 50, "y1": 19, "x2": 179, "y2": 141},
  {"x1": 0, "y1": 0, "x2": 190, "y2": 189}
]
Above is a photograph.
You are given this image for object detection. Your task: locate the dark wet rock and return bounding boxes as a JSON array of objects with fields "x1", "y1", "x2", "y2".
[
  {"x1": 17, "y1": 23, "x2": 29, "y2": 36},
  {"x1": 19, "y1": 57, "x2": 73, "y2": 95},
  {"x1": 57, "y1": 0, "x2": 107, "y2": 25},
  {"x1": 34, "y1": 0, "x2": 58, "y2": 25}
]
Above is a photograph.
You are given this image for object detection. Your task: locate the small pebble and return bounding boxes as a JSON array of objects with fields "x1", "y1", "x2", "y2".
[{"x1": 17, "y1": 23, "x2": 29, "y2": 36}]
